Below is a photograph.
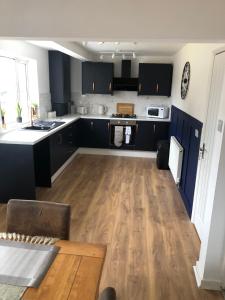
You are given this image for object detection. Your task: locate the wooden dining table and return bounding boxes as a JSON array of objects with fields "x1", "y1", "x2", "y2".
[{"x1": 22, "y1": 240, "x2": 107, "y2": 300}]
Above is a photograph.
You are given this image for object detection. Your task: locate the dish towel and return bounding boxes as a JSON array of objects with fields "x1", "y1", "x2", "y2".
[
  {"x1": 125, "y1": 126, "x2": 132, "y2": 144},
  {"x1": 114, "y1": 126, "x2": 123, "y2": 147}
]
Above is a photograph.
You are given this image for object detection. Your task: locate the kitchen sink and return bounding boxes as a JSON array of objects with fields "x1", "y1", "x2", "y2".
[{"x1": 22, "y1": 121, "x2": 66, "y2": 131}]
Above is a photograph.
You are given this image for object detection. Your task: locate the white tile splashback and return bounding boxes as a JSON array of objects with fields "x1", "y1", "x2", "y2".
[
  {"x1": 72, "y1": 91, "x2": 172, "y2": 116},
  {"x1": 39, "y1": 93, "x2": 52, "y2": 119}
]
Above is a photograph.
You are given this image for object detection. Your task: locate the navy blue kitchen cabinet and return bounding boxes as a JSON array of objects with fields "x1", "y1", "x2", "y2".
[
  {"x1": 49, "y1": 124, "x2": 77, "y2": 176},
  {"x1": 138, "y1": 63, "x2": 173, "y2": 96},
  {"x1": 34, "y1": 122, "x2": 78, "y2": 188},
  {"x1": 79, "y1": 118, "x2": 110, "y2": 148},
  {"x1": 135, "y1": 122, "x2": 155, "y2": 150},
  {"x1": 135, "y1": 121, "x2": 170, "y2": 151},
  {"x1": 49, "y1": 51, "x2": 71, "y2": 116},
  {"x1": 170, "y1": 105, "x2": 202, "y2": 217},
  {"x1": 0, "y1": 144, "x2": 36, "y2": 203},
  {"x1": 82, "y1": 62, "x2": 114, "y2": 95}
]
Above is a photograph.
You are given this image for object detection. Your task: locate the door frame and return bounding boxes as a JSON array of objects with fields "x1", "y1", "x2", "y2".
[{"x1": 191, "y1": 47, "x2": 225, "y2": 240}]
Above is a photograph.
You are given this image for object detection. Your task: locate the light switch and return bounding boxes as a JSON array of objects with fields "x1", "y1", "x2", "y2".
[{"x1": 217, "y1": 120, "x2": 223, "y2": 132}]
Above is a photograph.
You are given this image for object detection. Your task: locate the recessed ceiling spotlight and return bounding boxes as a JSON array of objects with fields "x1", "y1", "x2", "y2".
[
  {"x1": 98, "y1": 41, "x2": 104, "y2": 45},
  {"x1": 122, "y1": 54, "x2": 126, "y2": 59},
  {"x1": 133, "y1": 52, "x2": 136, "y2": 59},
  {"x1": 82, "y1": 41, "x2": 87, "y2": 46},
  {"x1": 114, "y1": 42, "x2": 120, "y2": 45},
  {"x1": 100, "y1": 54, "x2": 104, "y2": 60},
  {"x1": 112, "y1": 53, "x2": 115, "y2": 59}
]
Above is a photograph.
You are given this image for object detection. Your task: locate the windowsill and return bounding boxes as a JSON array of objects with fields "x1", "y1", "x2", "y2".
[{"x1": 0, "y1": 121, "x2": 31, "y2": 135}]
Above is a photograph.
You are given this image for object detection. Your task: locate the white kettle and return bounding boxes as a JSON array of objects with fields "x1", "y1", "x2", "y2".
[{"x1": 97, "y1": 105, "x2": 107, "y2": 115}]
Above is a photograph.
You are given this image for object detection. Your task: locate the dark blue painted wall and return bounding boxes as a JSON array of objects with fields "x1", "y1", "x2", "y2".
[{"x1": 170, "y1": 105, "x2": 203, "y2": 217}]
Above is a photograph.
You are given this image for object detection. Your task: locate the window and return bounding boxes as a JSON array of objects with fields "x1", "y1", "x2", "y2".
[{"x1": 0, "y1": 56, "x2": 30, "y2": 126}]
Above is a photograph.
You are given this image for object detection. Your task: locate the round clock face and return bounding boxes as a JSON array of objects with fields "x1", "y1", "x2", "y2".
[{"x1": 181, "y1": 62, "x2": 190, "y2": 99}]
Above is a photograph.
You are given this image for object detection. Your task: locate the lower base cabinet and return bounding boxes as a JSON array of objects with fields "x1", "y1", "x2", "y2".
[
  {"x1": 79, "y1": 119, "x2": 110, "y2": 148},
  {"x1": 34, "y1": 121, "x2": 78, "y2": 187},
  {"x1": 135, "y1": 121, "x2": 169, "y2": 151}
]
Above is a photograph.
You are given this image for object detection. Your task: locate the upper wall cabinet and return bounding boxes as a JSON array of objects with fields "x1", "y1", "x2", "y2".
[
  {"x1": 82, "y1": 62, "x2": 114, "y2": 95},
  {"x1": 49, "y1": 51, "x2": 71, "y2": 116},
  {"x1": 138, "y1": 63, "x2": 173, "y2": 97}
]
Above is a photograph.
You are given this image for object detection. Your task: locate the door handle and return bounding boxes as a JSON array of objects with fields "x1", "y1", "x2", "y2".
[
  {"x1": 92, "y1": 81, "x2": 95, "y2": 92},
  {"x1": 91, "y1": 121, "x2": 94, "y2": 128},
  {"x1": 199, "y1": 143, "x2": 206, "y2": 159},
  {"x1": 109, "y1": 82, "x2": 112, "y2": 92},
  {"x1": 107, "y1": 122, "x2": 110, "y2": 130},
  {"x1": 156, "y1": 83, "x2": 159, "y2": 93},
  {"x1": 136, "y1": 123, "x2": 139, "y2": 134},
  {"x1": 138, "y1": 83, "x2": 142, "y2": 93},
  {"x1": 153, "y1": 124, "x2": 156, "y2": 132}
]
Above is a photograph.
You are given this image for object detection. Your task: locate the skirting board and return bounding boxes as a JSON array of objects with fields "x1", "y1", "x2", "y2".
[
  {"x1": 51, "y1": 148, "x2": 156, "y2": 183},
  {"x1": 51, "y1": 150, "x2": 79, "y2": 183},
  {"x1": 193, "y1": 264, "x2": 221, "y2": 291},
  {"x1": 78, "y1": 148, "x2": 157, "y2": 158}
]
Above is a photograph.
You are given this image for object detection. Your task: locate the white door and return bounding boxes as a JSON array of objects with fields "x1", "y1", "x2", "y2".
[{"x1": 192, "y1": 52, "x2": 225, "y2": 240}]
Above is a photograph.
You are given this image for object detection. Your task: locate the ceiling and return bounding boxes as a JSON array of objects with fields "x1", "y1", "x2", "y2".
[{"x1": 78, "y1": 42, "x2": 185, "y2": 56}]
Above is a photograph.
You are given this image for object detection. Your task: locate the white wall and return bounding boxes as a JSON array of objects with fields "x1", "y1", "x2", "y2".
[
  {"x1": 0, "y1": 1, "x2": 225, "y2": 41},
  {"x1": 171, "y1": 44, "x2": 225, "y2": 123},
  {"x1": 71, "y1": 56, "x2": 173, "y2": 116},
  {"x1": 0, "y1": 40, "x2": 51, "y2": 118}
]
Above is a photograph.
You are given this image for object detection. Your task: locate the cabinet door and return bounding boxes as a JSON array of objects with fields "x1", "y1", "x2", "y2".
[
  {"x1": 49, "y1": 51, "x2": 64, "y2": 102},
  {"x1": 82, "y1": 62, "x2": 96, "y2": 94},
  {"x1": 49, "y1": 51, "x2": 71, "y2": 103},
  {"x1": 82, "y1": 62, "x2": 113, "y2": 95},
  {"x1": 138, "y1": 63, "x2": 173, "y2": 96},
  {"x1": 92, "y1": 119, "x2": 110, "y2": 148},
  {"x1": 49, "y1": 131, "x2": 65, "y2": 175},
  {"x1": 79, "y1": 119, "x2": 94, "y2": 147},
  {"x1": 94, "y1": 63, "x2": 113, "y2": 95},
  {"x1": 62, "y1": 124, "x2": 76, "y2": 161},
  {"x1": 73, "y1": 120, "x2": 80, "y2": 149},
  {"x1": 79, "y1": 119, "x2": 110, "y2": 148},
  {"x1": 153, "y1": 122, "x2": 170, "y2": 150},
  {"x1": 135, "y1": 121, "x2": 155, "y2": 150},
  {"x1": 138, "y1": 64, "x2": 156, "y2": 95},
  {"x1": 155, "y1": 64, "x2": 173, "y2": 97}
]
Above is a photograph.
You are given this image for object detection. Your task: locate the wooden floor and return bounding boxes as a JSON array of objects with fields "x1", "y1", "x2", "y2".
[{"x1": 0, "y1": 154, "x2": 223, "y2": 300}]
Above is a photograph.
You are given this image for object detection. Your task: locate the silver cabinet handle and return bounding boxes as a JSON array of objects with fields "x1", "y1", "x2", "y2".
[{"x1": 153, "y1": 124, "x2": 156, "y2": 132}]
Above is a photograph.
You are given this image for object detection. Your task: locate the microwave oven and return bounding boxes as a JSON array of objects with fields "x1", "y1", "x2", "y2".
[{"x1": 146, "y1": 106, "x2": 169, "y2": 119}]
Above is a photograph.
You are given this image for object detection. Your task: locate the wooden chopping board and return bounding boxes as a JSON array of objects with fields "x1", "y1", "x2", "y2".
[{"x1": 117, "y1": 103, "x2": 134, "y2": 115}]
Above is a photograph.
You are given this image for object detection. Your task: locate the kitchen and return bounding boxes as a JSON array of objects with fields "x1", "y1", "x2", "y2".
[{"x1": 0, "y1": 39, "x2": 225, "y2": 299}]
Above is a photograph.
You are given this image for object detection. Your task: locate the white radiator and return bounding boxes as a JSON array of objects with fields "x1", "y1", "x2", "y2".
[{"x1": 169, "y1": 136, "x2": 183, "y2": 184}]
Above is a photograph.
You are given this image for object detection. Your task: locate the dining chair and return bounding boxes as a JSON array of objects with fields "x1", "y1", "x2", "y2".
[
  {"x1": 6, "y1": 199, "x2": 71, "y2": 240},
  {"x1": 99, "y1": 287, "x2": 116, "y2": 300}
]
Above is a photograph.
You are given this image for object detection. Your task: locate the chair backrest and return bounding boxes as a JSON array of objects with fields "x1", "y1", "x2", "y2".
[{"x1": 6, "y1": 199, "x2": 71, "y2": 240}]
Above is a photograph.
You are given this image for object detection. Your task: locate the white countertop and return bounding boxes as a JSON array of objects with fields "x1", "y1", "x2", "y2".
[{"x1": 0, "y1": 114, "x2": 170, "y2": 145}]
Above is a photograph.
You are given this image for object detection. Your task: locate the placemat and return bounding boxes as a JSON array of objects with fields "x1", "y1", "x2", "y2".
[{"x1": 0, "y1": 240, "x2": 59, "y2": 288}]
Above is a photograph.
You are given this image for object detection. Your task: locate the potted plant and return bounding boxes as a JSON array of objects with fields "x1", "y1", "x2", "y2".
[
  {"x1": 16, "y1": 102, "x2": 22, "y2": 123},
  {"x1": 0, "y1": 105, "x2": 6, "y2": 128},
  {"x1": 31, "y1": 103, "x2": 38, "y2": 119}
]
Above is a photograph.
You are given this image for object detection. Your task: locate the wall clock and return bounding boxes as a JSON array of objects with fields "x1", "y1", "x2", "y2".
[{"x1": 181, "y1": 62, "x2": 190, "y2": 99}]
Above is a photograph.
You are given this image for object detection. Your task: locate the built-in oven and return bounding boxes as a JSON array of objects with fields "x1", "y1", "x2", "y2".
[{"x1": 110, "y1": 119, "x2": 137, "y2": 149}]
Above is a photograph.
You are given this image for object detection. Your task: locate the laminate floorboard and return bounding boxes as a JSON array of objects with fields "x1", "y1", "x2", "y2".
[{"x1": 0, "y1": 154, "x2": 223, "y2": 300}]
